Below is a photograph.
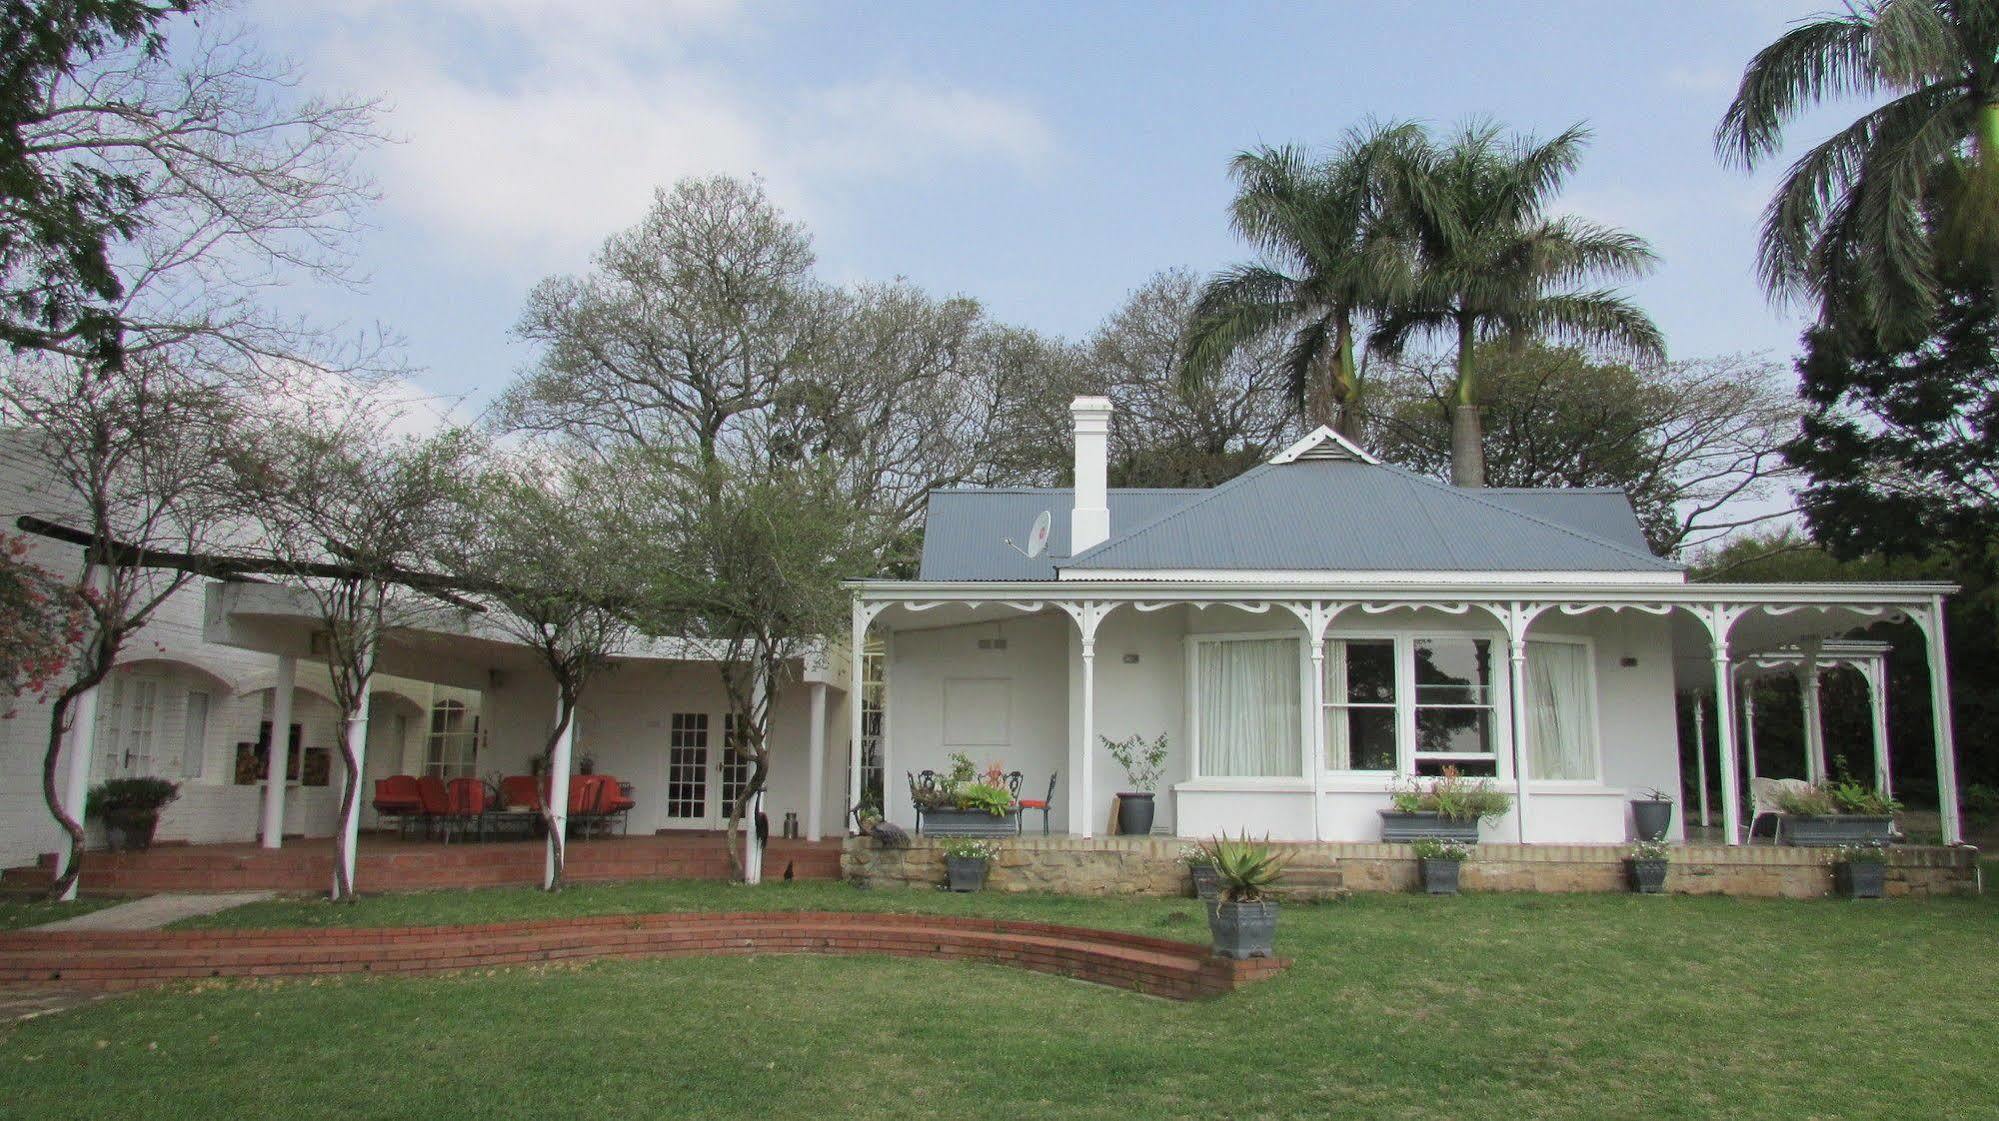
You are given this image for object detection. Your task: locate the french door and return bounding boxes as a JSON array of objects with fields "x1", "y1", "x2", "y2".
[
  {"x1": 662, "y1": 713, "x2": 755, "y2": 829},
  {"x1": 98, "y1": 676, "x2": 161, "y2": 779}
]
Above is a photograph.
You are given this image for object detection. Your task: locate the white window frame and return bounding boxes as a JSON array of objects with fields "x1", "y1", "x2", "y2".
[
  {"x1": 1183, "y1": 631, "x2": 1311, "y2": 784},
  {"x1": 1410, "y1": 632, "x2": 1504, "y2": 775},
  {"x1": 181, "y1": 689, "x2": 210, "y2": 780},
  {"x1": 1322, "y1": 636, "x2": 1398, "y2": 774},
  {"x1": 1520, "y1": 632, "x2": 1604, "y2": 784},
  {"x1": 1315, "y1": 626, "x2": 1516, "y2": 782}
]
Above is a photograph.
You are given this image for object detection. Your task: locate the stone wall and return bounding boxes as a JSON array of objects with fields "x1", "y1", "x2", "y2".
[{"x1": 843, "y1": 836, "x2": 1982, "y2": 900}]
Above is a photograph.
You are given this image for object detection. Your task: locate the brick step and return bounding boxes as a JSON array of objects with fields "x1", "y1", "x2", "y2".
[{"x1": 0, "y1": 911, "x2": 1287, "y2": 1000}]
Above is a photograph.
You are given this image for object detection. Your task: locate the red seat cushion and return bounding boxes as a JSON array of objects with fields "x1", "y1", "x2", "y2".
[
  {"x1": 1018, "y1": 799, "x2": 1048, "y2": 809},
  {"x1": 416, "y1": 775, "x2": 450, "y2": 815},
  {"x1": 372, "y1": 776, "x2": 422, "y2": 812},
  {"x1": 446, "y1": 778, "x2": 487, "y2": 815},
  {"x1": 499, "y1": 775, "x2": 545, "y2": 811}
]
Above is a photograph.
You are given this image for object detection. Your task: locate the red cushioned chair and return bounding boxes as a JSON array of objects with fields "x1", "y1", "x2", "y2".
[
  {"x1": 416, "y1": 774, "x2": 450, "y2": 840},
  {"x1": 444, "y1": 777, "x2": 488, "y2": 843},
  {"x1": 499, "y1": 775, "x2": 545, "y2": 813},
  {"x1": 372, "y1": 775, "x2": 424, "y2": 839},
  {"x1": 1017, "y1": 773, "x2": 1057, "y2": 836},
  {"x1": 567, "y1": 774, "x2": 613, "y2": 840},
  {"x1": 600, "y1": 777, "x2": 635, "y2": 835}
]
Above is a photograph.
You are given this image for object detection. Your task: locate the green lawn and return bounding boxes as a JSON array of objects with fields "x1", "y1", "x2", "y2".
[
  {"x1": 3, "y1": 879, "x2": 1995, "y2": 1120},
  {"x1": 0, "y1": 896, "x2": 114, "y2": 932}
]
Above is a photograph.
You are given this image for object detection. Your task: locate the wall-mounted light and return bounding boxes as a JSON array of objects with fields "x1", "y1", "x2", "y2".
[
  {"x1": 1619, "y1": 656, "x2": 1639, "y2": 669},
  {"x1": 1122, "y1": 653, "x2": 1141, "y2": 664}
]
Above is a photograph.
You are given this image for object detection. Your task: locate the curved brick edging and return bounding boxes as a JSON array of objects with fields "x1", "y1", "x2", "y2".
[{"x1": 0, "y1": 911, "x2": 1286, "y2": 1001}]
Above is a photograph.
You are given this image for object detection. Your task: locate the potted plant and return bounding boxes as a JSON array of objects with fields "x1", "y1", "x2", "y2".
[
  {"x1": 577, "y1": 752, "x2": 596, "y2": 775},
  {"x1": 1777, "y1": 777, "x2": 1898, "y2": 846},
  {"x1": 1380, "y1": 767, "x2": 1511, "y2": 843},
  {"x1": 1830, "y1": 844, "x2": 1888, "y2": 899},
  {"x1": 1200, "y1": 834, "x2": 1290, "y2": 959},
  {"x1": 913, "y1": 754, "x2": 1021, "y2": 837},
  {"x1": 1627, "y1": 839, "x2": 1670, "y2": 894},
  {"x1": 942, "y1": 837, "x2": 1000, "y2": 892},
  {"x1": 1629, "y1": 788, "x2": 1675, "y2": 842},
  {"x1": 86, "y1": 777, "x2": 180, "y2": 851},
  {"x1": 1179, "y1": 843, "x2": 1219, "y2": 902},
  {"x1": 1412, "y1": 837, "x2": 1468, "y2": 895},
  {"x1": 1103, "y1": 732, "x2": 1167, "y2": 836}
]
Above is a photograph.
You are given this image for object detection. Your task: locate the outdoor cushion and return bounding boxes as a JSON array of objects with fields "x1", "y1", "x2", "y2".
[
  {"x1": 417, "y1": 775, "x2": 450, "y2": 815},
  {"x1": 499, "y1": 775, "x2": 545, "y2": 811},
  {"x1": 372, "y1": 775, "x2": 423, "y2": 813},
  {"x1": 446, "y1": 777, "x2": 487, "y2": 815}
]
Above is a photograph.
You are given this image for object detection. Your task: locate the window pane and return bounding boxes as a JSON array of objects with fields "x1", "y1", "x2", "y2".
[
  {"x1": 1198, "y1": 638, "x2": 1301, "y2": 777},
  {"x1": 1327, "y1": 708, "x2": 1396, "y2": 771},
  {"x1": 1527, "y1": 641, "x2": 1595, "y2": 780},
  {"x1": 1329, "y1": 639, "x2": 1395, "y2": 703},
  {"x1": 1415, "y1": 707, "x2": 1493, "y2": 756},
  {"x1": 1415, "y1": 637, "x2": 1492, "y2": 706},
  {"x1": 1416, "y1": 757, "x2": 1496, "y2": 778},
  {"x1": 182, "y1": 692, "x2": 209, "y2": 779}
]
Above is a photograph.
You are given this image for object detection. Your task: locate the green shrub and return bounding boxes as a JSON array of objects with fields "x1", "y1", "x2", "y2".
[
  {"x1": 940, "y1": 837, "x2": 1001, "y2": 862},
  {"x1": 1391, "y1": 768, "x2": 1511, "y2": 822},
  {"x1": 1830, "y1": 843, "x2": 1888, "y2": 865},
  {"x1": 1778, "y1": 779, "x2": 1897, "y2": 817},
  {"x1": 1102, "y1": 732, "x2": 1168, "y2": 792},
  {"x1": 1199, "y1": 834, "x2": 1290, "y2": 903},
  {"x1": 954, "y1": 782, "x2": 1015, "y2": 817},
  {"x1": 86, "y1": 776, "x2": 180, "y2": 819}
]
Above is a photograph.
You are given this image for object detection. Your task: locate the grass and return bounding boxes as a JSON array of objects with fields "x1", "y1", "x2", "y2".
[
  {"x1": 1, "y1": 878, "x2": 1994, "y2": 1120},
  {"x1": 0, "y1": 896, "x2": 115, "y2": 932}
]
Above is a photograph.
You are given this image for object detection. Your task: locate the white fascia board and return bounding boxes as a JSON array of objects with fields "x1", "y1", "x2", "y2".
[
  {"x1": 1055, "y1": 568, "x2": 1687, "y2": 585},
  {"x1": 1269, "y1": 426, "x2": 1380, "y2": 464},
  {"x1": 845, "y1": 578, "x2": 1959, "y2": 603}
]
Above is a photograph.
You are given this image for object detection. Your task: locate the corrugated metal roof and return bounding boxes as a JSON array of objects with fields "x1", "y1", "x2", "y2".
[
  {"x1": 1478, "y1": 488, "x2": 1657, "y2": 555},
  {"x1": 917, "y1": 488, "x2": 1203, "y2": 581},
  {"x1": 1056, "y1": 459, "x2": 1677, "y2": 575}
]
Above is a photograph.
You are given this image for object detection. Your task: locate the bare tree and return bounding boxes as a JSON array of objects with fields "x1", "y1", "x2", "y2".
[
  {"x1": 3, "y1": 351, "x2": 234, "y2": 899},
  {"x1": 1369, "y1": 344, "x2": 1799, "y2": 555},
  {"x1": 441, "y1": 451, "x2": 635, "y2": 891},
  {"x1": 229, "y1": 402, "x2": 476, "y2": 900},
  {"x1": 6, "y1": 13, "x2": 384, "y2": 375}
]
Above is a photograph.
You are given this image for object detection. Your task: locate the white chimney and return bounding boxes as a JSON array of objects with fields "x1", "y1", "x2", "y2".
[{"x1": 1069, "y1": 396, "x2": 1112, "y2": 554}]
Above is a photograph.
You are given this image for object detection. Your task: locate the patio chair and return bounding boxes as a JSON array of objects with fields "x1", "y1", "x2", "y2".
[
  {"x1": 499, "y1": 774, "x2": 545, "y2": 814},
  {"x1": 568, "y1": 774, "x2": 613, "y2": 840},
  {"x1": 444, "y1": 777, "x2": 489, "y2": 843},
  {"x1": 1017, "y1": 773, "x2": 1056, "y2": 835},
  {"x1": 416, "y1": 775, "x2": 450, "y2": 840},
  {"x1": 372, "y1": 776, "x2": 424, "y2": 839},
  {"x1": 1748, "y1": 777, "x2": 1815, "y2": 844},
  {"x1": 907, "y1": 770, "x2": 944, "y2": 834},
  {"x1": 601, "y1": 778, "x2": 635, "y2": 835}
]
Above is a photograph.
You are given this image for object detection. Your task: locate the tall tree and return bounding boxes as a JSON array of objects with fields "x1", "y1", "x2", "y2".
[
  {"x1": 1370, "y1": 344, "x2": 1799, "y2": 555},
  {"x1": 1182, "y1": 124, "x2": 1417, "y2": 437},
  {"x1": 442, "y1": 452, "x2": 635, "y2": 891},
  {"x1": 1374, "y1": 120, "x2": 1663, "y2": 488},
  {"x1": 230, "y1": 406, "x2": 476, "y2": 901},
  {"x1": 1786, "y1": 254, "x2": 1998, "y2": 569},
  {"x1": 3, "y1": 351, "x2": 234, "y2": 900},
  {"x1": 1717, "y1": 0, "x2": 1999, "y2": 346}
]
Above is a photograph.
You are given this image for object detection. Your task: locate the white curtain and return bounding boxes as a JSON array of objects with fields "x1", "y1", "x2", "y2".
[
  {"x1": 1198, "y1": 638, "x2": 1301, "y2": 777},
  {"x1": 1526, "y1": 641, "x2": 1593, "y2": 780}
]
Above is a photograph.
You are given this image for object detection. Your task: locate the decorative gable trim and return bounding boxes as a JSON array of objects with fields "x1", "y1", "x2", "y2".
[{"x1": 1269, "y1": 426, "x2": 1380, "y2": 465}]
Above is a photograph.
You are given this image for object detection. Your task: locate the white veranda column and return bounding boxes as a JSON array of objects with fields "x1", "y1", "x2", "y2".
[
  {"x1": 1919, "y1": 599, "x2": 1962, "y2": 845},
  {"x1": 1799, "y1": 643, "x2": 1826, "y2": 782},
  {"x1": 544, "y1": 685, "x2": 576, "y2": 890},
  {"x1": 335, "y1": 666, "x2": 374, "y2": 896},
  {"x1": 743, "y1": 667, "x2": 768, "y2": 884},
  {"x1": 1692, "y1": 694, "x2": 1710, "y2": 830},
  {"x1": 807, "y1": 681, "x2": 828, "y2": 842},
  {"x1": 1506, "y1": 624, "x2": 1532, "y2": 844},
  {"x1": 1308, "y1": 641, "x2": 1327, "y2": 843},
  {"x1": 1741, "y1": 685, "x2": 1760, "y2": 783},
  {"x1": 847, "y1": 600, "x2": 866, "y2": 827},
  {"x1": 56, "y1": 667, "x2": 104, "y2": 902},
  {"x1": 1065, "y1": 602, "x2": 1107, "y2": 839},
  {"x1": 1704, "y1": 607, "x2": 1743, "y2": 846},
  {"x1": 1865, "y1": 659, "x2": 1892, "y2": 799},
  {"x1": 260, "y1": 655, "x2": 297, "y2": 849}
]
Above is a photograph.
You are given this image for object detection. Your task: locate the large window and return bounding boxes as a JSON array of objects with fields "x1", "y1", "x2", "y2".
[
  {"x1": 857, "y1": 638, "x2": 885, "y2": 808},
  {"x1": 1324, "y1": 639, "x2": 1395, "y2": 771},
  {"x1": 1526, "y1": 640, "x2": 1596, "y2": 780},
  {"x1": 1413, "y1": 636, "x2": 1497, "y2": 776},
  {"x1": 181, "y1": 691, "x2": 209, "y2": 779},
  {"x1": 424, "y1": 699, "x2": 477, "y2": 779},
  {"x1": 1194, "y1": 637, "x2": 1301, "y2": 778}
]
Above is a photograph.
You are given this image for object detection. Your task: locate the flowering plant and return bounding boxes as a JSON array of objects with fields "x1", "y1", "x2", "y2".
[
  {"x1": 941, "y1": 837, "x2": 1002, "y2": 862},
  {"x1": 1629, "y1": 840, "x2": 1671, "y2": 861}
]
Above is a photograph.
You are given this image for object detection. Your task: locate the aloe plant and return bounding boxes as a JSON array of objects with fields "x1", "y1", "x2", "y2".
[{"x1": 1199, "y1": 834, "x2": 1291, "y2": 903}]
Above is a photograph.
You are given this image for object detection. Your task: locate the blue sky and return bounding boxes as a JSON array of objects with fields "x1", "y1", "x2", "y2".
[{"x1": 242, "y1": 0, "x2": 1859, "y2": 421}]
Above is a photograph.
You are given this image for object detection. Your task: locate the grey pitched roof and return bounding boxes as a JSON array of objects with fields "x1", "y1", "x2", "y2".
[
  {"x1": 1479, "y1": 488, "x2": 1656, "y2": 554},
  {"x1": 917, "y1": 488, "x2": 1203, "y2": 581},
  {"x1": 1060, "y1": 460, "x2": 1678, "y2": 574}
]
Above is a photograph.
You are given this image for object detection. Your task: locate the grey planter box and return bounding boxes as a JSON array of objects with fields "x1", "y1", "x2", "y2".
[
  {"x1": 920, "y1": 807, "x2": 1019, "y2": 837},
  {"x1": 1206, "y1": 898, "x2": 1278, "y2": 959},
  {"x1": 945, "y1": 855, "x2": 989, "y2": 892},
  {"x1": 1380, "y1": 811, "x2": 1480, "y2": 844},
  {"x1": 1189, "y1": 863, "x2": 1220, "y2": 902},
  {"x1": 1420, "y1": 858, "x2": 1463, "y2": 895},
  {"x1": 1783, "y1": 815, "x2": 1894, "y2": 847},
  {"x1": 1627, "y1": 858, "x2": 1668, "y2": 894},
  {"x1": 1834, "y1": 861, "x2": 1886, "y2": 899}
]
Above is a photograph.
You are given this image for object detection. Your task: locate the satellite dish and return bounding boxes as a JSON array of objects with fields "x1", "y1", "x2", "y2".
[{"x1": 1004, "y1": 510, "x2": 1055, "y2": 559}]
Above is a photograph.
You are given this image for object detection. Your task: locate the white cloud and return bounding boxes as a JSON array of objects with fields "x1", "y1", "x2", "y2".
[{"x1": 282, "y1": 2, "x2": 1052, "y2": 274}]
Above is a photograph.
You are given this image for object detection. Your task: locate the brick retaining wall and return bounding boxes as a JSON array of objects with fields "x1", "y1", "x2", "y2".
[
  {"x1": 0, "y1": 911, "x2": 1284, "y2": 1000},
  {"x1": 844, "y1": 836, "x2": 1981, "y2": 899}
]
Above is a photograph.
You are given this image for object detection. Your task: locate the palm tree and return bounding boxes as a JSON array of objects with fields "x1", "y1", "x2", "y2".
[
  {"x1": 1373, "y1": 121, "x2": 1662, "y2": 488},
  {"x1": 1180, "y1": 123, "x2": 1419, "y2": 438},
  {"x1": 1717, "y1": 0, "x2": 1999, "y2": 346}
]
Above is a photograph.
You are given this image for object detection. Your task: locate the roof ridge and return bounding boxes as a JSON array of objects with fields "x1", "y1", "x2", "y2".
[
  {"x1": 1481, "y1": 486, "x2": 1627, "y2": 495},
  {"x1": 1369, "y1": 462, "x2": 1676, "y2": 569},
  {"x1": 1060, "y1": 464, "x2": 1275, "y2": 564}
]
